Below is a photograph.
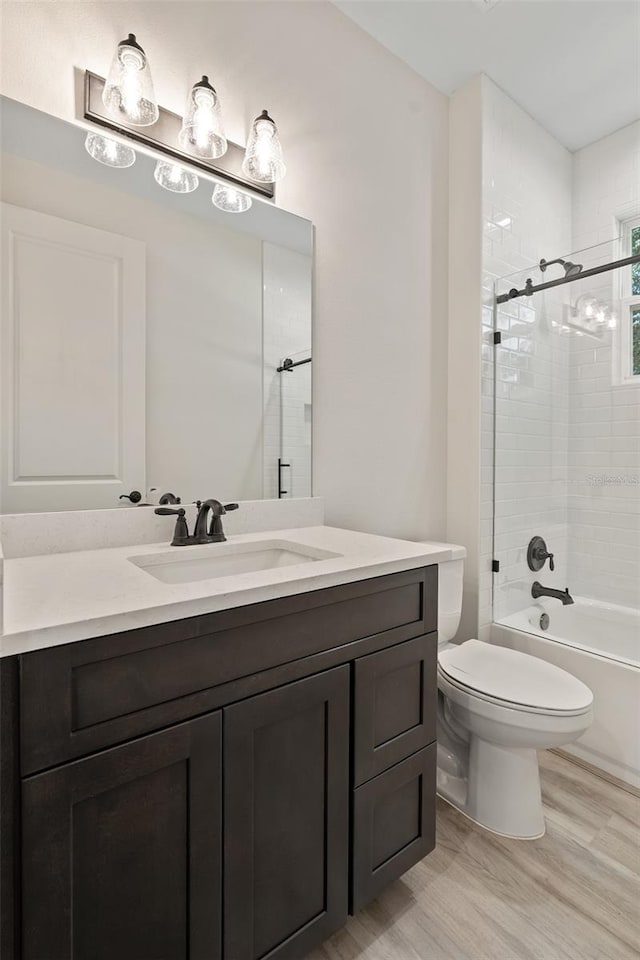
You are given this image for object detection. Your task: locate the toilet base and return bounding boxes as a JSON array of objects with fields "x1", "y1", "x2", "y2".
[{"x1": 437, "y1": 737, "x2": 546, "y2": 840}]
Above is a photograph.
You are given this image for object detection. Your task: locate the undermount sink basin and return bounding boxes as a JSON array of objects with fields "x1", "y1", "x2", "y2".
[{"x1": 129, "y1": 539, "x2": 341, "y2": 585}]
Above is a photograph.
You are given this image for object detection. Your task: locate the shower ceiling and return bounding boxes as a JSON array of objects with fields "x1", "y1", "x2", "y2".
[{"x1": 334, "y1": 0, "x2": 639, "y2": 150}]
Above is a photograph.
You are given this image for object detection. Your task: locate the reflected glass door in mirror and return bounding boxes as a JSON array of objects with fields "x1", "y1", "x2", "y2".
[{"x1": 0, "y1": 97, "x2": 313, "y2": 513}]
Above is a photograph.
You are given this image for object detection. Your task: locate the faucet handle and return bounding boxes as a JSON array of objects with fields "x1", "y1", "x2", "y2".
[
  {"x1": 224, "y1": 503, "x2": 239, "y2": 512},
  {"x1": 154, "y1": 507, "x2": 190, "y2": 546},
  {"x1": 549, "y1": 553, "x2": 555, "y2": 572}
]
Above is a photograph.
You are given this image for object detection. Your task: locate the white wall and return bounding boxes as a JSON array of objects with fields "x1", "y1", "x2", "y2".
[
  {"x1": 447, "y1": 76, "x2": 483, "y2": 644},
  {"x1": 573, "y1": 121, "x2": 640, "y2": 251},
  {"x1": 0, "y1": 1, "x2": 450, "y2": 539},
  {"x1": 1, "y1": 152, "x2": 264, "y2": 504}
]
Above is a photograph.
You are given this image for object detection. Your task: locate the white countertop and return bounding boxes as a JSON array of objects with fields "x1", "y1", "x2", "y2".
[{"x1": 0, "y1": 525, "x2": 463, "y2": 657}]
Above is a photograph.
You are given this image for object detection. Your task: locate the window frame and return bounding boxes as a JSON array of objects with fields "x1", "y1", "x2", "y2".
[{"x1": 613, "y1": 216, "x2": 640, "y2": 385}]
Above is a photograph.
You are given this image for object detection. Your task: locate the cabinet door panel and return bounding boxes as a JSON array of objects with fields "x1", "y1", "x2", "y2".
[
  {"x1": 354, "y1": 634, "x2": 436, "y2": 785},
  {"x1": 352, "y1": 744, "x2": 436, "y2": 912},
  {"x1": 21, "y1": 713, "x2": 221, "y2": 960},
  {"x1": 224, "y1": 667, "x2": 349, "y2": 960}
]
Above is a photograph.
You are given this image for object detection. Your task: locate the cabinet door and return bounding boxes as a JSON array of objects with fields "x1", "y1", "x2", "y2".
[
  {"x1": 21, "y1": 713, "x2": 221, "y2": 960},
  {"x1": 354, "y1": 634, "x2": 436, "y2": 786},
  {"x1": 224, "y1": 667, "x2": 350, "y2": 960},
  {"x1": 352, "y1": 743, "x2": 436, "y2": 912}
]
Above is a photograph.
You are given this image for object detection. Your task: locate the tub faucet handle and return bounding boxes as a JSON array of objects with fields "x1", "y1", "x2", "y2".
[{"x1": 527, "y1": 536, "x2": 554, "y2": 573}]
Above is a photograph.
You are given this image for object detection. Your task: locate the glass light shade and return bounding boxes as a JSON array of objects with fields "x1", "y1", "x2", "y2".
[
  {"x1": 211, "y1": 183, "x2": 252, "y2": 213},
  {"x1": 179, "y1": 76, "x2": 227, "y2": 159},
  {"x1": 102, "y1": 33, "x2": 159, "y2": 126},
  {"x1": 84, "y1": 132, "x2": 136, "y2": 168},
  {"x1": 153, "y1": 160, "x2": 199, "y2": 193},
  {"x1": 242, "y1": 109, "x2": 286, "y2": 183}
]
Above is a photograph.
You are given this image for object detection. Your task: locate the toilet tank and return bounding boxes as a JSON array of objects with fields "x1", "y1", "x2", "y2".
[{"x1": 438, "y1": 558, "x2": 464, "y2": 644}]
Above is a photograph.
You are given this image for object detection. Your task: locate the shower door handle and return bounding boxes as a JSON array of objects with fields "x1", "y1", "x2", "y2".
[{"x1": 278, "y1": 457, "x2": 290, "y2": 498}]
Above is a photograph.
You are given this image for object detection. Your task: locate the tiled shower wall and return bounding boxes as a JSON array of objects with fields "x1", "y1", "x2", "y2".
[
  {"x1": 567, "y1": 123, "x2": 640, "y2": 609},
  {"x1": 479, "y1": 78, "x2": 572, "y2": 638},
  {"x1": 482, "y1": 94, "x2": 640, "y2": 631}
]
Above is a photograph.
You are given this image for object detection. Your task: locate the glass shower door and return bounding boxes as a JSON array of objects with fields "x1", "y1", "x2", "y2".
[{"x1": 278, "y1": 351, "x2": 312, "y2": 498}]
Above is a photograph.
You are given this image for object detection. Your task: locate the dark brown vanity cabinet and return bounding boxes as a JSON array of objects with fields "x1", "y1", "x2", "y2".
[
  {"x1": 21, "y1": 714, "x2": 223, "y2": 960},
  {"x1": 2, "y1": 566, "x2": 438, "y2": 960},
  {"x1": 224, "y1": 667, "x2": 350, "y2": 960}
]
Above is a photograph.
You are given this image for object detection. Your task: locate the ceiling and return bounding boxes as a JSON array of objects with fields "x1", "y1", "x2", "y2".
[{"x1": 334, "y1": 0, "x2": 640, "y2": 150}]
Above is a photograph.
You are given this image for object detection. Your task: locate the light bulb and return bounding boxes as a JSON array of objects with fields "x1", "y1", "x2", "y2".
[
  {"x1": 608, "y1": 314, "x2": 617, "y2": 329},
  {"x1": 102, "y1": 33, "x2": 159, "y2": 126},
  {"x1": 179, "y1": 76, "x2": 227, "y2": 160},
  {"x1": 153, "y1": 160, "x2": 199, "y2": 193},
  {"x1": 211, "y1": 183, "x2": 252, "y2": 213},
  {"x1": 85, "y1": 132, "x2": 136, "y2": 168},
  {"x1": 242, "y1": 109, "x2": 286, "y2": 183},
  {"x1": 596, "y1": 310, "x2": 606, "y2": 323},
  {"x1": 585, "y1": 303, "x2": 594, "y2": 318}
]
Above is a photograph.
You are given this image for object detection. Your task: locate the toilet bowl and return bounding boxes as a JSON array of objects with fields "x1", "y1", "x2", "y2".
[{"x1": 436, "y1": 556, "x2": 593, "y2": 839}]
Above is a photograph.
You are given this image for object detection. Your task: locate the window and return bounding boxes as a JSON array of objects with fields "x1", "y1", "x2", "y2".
[{"x1": 615, "y1": 216, "x2": 640, "y2": 384}]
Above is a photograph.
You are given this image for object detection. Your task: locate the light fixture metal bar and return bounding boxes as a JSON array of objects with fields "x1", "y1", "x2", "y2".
[
  {"x1": 496, "y1": 254, "x2": 640, "y2": 304},
  {"x1": 84, "y1": 71, "x2": 274, "y2": 200}
]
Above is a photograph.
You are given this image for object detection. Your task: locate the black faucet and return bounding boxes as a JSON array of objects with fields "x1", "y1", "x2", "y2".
[
  {"x1": 194, "y1": 500, "x2": 228, "y2": 543},
  {"x1": 155, "y1": 500, "x2": 239, "y2": 546},
  {"x1": 531, "y1": 581, "x2": 574, "y2": 606}
]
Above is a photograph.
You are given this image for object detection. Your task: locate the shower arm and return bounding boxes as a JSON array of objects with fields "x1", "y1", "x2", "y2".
[{"x1": 496, "y1": 253, "x2": 640, "y2": 304}]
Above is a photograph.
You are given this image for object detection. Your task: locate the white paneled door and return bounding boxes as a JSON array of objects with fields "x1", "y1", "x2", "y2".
[{"x1": 0, "y1": 203, "x2": 146, "y2": 512}]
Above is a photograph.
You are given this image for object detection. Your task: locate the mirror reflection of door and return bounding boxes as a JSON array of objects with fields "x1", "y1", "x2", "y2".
[{"x1": 0, "y1": 203, "x2": 146, "y2": 513}]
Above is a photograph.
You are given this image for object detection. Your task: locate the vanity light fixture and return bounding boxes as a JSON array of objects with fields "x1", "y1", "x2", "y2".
[
  {"x1": 102, "y1": 33, "x2": 159, "y2": 126},
  {"x1": 242, "y1": 110, "x2": 286, "y2": 183},
  {"x1": 179, "y1": 76, "x2": 227, "y2": 160},
  {"x1": 154, "y1": 159, "x2": 199, "y2": 193},
  {"x1": 84, "y1": 131, "x2": 136, "y2": 168},
  {"x1": 85, "y1": 64, "x2": 285, "y2": 198},
  {"x1": 211, "y1": 183, "x2": 252, "y2": 213}
]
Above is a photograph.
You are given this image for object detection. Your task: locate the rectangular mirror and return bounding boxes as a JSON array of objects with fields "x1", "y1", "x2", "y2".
[{"x1": 0, "y1": 96, "x2": 313, "y2": 513}]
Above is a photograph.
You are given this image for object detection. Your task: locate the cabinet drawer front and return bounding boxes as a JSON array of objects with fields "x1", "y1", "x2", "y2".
[
  {"x1": 21, "y1": 713, "x2": 222, "y2": 960},
  {"x1": 223, "y1": 666, "x2": 350, "y2": 960},
  {"x1": 354, "y1": 634, "x2": 436, "y2": 786},
  {"x1": 351, "y1": 744, "x2": 436, "y2": 913},
  {"x1": 20, "y1": 567, "x2": 436, "y2": 774}
]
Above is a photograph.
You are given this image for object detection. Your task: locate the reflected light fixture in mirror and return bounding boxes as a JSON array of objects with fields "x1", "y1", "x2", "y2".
[
  {"x1": 102, "y1": 33, "x2": 159, "y2": 127},
  {"x1": 154, "y1": 159, "x2": 199, "y2": 193},
  {"x1": 242, "y1": 110, "x2": 286, "y2": 183},
  {"x1": 211, "y1": 182, "x2": 252, "y2": 213},
  {"x1": 84, "y1": 132, "x2": 136, "y2": 168},
  {"x1": 179, "y1": 76, "x2": 227, "y2": 160}
]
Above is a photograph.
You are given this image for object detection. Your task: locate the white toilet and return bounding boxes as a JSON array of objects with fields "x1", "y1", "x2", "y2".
[{"x1": 437, "y1": 556, "x2": 593, "y2": 840}]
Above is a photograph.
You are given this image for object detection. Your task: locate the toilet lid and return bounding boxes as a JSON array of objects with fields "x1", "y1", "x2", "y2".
[{"x1": 438, "y1": 640, "x2": 593, "y2": 712}]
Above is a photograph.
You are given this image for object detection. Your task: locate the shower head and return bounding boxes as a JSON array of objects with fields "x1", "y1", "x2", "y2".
[
  {"x1": 539, "y1": 257, "x2": 583, "y2": 278},
  {"x1": 564, "y1": 261, "x2": 583, "y2": 277}
]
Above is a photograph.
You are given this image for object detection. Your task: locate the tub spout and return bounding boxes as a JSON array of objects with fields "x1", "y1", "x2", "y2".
[{"x1": 531, "y1": 581, "x2": 574, "y2": 605}]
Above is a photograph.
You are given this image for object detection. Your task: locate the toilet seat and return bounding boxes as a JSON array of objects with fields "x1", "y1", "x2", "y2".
[{"x1": 438, "y1": 639, "x2": 593, "y2": 716}]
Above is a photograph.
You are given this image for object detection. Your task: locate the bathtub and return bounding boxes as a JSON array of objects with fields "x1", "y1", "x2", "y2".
[{"x1": 492, "y1": 598, "x2": 640, "y2": 788}]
